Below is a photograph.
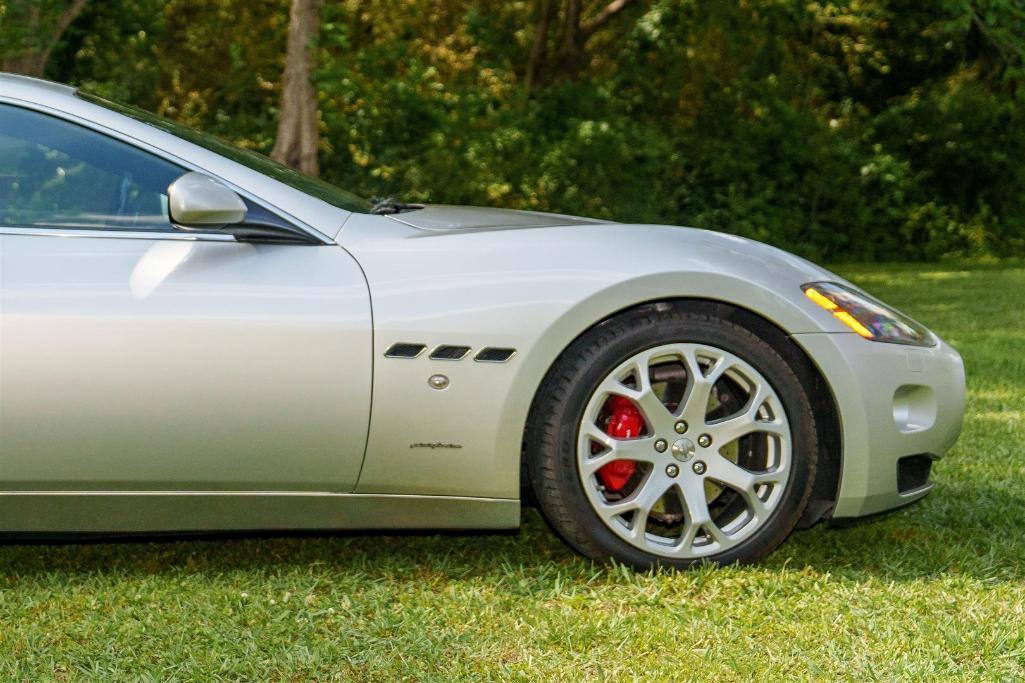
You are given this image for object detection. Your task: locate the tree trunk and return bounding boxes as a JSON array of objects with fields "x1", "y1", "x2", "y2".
[
  {"x1": 524, "y1": 0, "x2": 555, "y2": 96},
  {"x1": 271, "y1": 0, "x2": 322, "y2": 177},
  {"x1": 556, "y1": 0, "x2": 583, "y2": 76},
  {"x1": 525, "y1": 0, "x2": 642, "y2": 92},
  {"x1": 3, "y1": 52, "x2": 48, "y2": 77},
  {"x1": 2, "y1": 0, "x2": 88, "y2": 78}
]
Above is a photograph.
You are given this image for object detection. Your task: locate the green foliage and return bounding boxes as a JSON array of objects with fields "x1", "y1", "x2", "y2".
[
  {"x1": 0, "y1": 0, "x2": 71, "y2": 57},
  {"x1": 40, "y1": 0, "x2": 1025, "y2": 261},
  {"x1": 56, "y1": 0, "x2": 286, "y2": 150}
]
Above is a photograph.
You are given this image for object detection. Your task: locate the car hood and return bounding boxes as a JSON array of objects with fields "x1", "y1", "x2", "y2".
[
  {"x1": 386, "y1": 205, "x2": 612, "y2": 232},
  {"x1": 377, "y1": 204, "x2": 842, "y2": 287},
  {"x1": 383, "y1": 204, "x2": 836, "y2": 282}
]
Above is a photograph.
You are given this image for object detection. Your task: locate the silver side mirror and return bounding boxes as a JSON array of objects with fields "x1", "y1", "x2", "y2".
[{"x1": 168, "y1": 172, "x2": 247, "y2": 227}]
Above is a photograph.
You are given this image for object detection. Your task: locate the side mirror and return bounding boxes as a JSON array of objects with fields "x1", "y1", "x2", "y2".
[{"x1": 168, "y1": 172, "x2": 247, "y2": 227}]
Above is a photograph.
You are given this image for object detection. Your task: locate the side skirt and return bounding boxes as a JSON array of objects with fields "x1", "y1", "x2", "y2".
[{"x1": 0, "y1": 492, "x2": 520, "y2": 533}]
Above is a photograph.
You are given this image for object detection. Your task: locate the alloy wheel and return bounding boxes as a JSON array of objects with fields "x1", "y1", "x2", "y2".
[{"x1": 577, "y1": 343, "x2": 793, "y2": 559}]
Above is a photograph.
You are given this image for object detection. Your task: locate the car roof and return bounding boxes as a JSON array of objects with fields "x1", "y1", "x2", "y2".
[{"x1": 0, "y1": 72, "x2": 76, "y2": 99}]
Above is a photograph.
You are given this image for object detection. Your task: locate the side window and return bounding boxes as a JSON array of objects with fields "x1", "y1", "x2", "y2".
[{"x1": 0, "y1": 104, "x2": 184, "y2": 232}]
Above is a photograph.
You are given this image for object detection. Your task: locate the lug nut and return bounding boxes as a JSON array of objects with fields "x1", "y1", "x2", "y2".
[
  {"x1": 665, "y1": 464, "x2": 680, "y2": 478},
  {"x1": 692, "y1": 461, "x2": 706, "y2": 475},
  {"x1": 674, "y1": 420, "x2": 688, "y2": 434},
  {"x1": 697, "y1": 434, "x2": 712, "y2": 448},
  {"x1": 654, "y1": 438, "x2": 668, "y2": 453}
]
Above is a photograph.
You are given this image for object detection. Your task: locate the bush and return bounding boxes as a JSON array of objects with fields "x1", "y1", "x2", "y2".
[{"x1": 46, "y1": 0, "x2": 1025, "y2": 262}]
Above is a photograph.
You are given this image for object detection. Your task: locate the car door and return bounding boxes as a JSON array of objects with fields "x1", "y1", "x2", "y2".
[{"x1": 0, "y1": 103, "x2": 372, "y2": 493}]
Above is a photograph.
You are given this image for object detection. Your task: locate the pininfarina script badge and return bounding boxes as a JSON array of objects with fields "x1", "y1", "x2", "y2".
[{"x1": 409, "y1": 442, "x2": 463, "y2": 450}]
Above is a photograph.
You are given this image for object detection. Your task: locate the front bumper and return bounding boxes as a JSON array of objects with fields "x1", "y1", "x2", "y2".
[{"x1": 792, "y1": 332, "x2": 966, "y2": 518}]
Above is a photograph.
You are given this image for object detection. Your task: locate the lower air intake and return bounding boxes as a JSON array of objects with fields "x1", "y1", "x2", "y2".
[{"x1": 897, "y1": 454, "x2": 934, "y2": 493}]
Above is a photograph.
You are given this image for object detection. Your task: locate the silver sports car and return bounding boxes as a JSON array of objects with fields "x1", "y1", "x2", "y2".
[{"x1": 0, "y1": 74, "x2": 965, "y2": 568}]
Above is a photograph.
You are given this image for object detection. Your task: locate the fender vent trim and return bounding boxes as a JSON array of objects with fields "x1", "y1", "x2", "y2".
[
  {"x1": 384, "y1": 342, "x2": 427, "y2": 359},
  {"x1": 429, "y1": 345, "x2": 472, "y2": 361},
  {"x1": 474, "y1": 347, "x2": 517, "y2": 363}
]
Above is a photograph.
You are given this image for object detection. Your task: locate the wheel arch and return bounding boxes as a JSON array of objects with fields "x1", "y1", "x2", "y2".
[{"x1": 520, "y1": 297, "x2": 842, "y2": 526}]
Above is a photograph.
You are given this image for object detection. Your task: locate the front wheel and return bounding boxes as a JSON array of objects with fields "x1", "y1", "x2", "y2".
[{"x1": 527, "y1": 305, "x2": 819, "y2": 569}]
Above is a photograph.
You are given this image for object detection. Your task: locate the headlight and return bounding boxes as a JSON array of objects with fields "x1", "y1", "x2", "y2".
[{"x1": 802, "y1": 282, "x2": 935, "y2": 347}]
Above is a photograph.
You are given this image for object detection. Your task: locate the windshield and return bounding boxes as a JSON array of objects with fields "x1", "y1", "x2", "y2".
[{"x1": 77, "y1": 91, "x2": 372, "y2": 214}]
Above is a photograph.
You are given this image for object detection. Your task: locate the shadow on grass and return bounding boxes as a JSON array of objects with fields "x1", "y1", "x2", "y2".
[
  {"x1": 773, "y1": 480, "x2": 1025, "y2": 582},
  {"x1": 0, "y1": 509, "x2": 580, "y2": 585},
  {"x1": 1, "y1": 481, "x2": 1023, "y2": 587}
]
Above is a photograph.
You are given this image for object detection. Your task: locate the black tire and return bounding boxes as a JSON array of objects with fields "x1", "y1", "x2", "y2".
[{"x1": 526, "y1": 304, "x2": 819, "y2": 570}]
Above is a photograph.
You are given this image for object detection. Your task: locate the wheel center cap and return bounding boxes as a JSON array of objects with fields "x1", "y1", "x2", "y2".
[{"x1": 671, "y1": 437, "x2": 696, "y2": 462}]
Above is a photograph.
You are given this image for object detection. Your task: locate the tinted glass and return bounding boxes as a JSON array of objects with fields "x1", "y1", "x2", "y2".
[
  {"x1": 0, "y1": 104, "x2": 185, "y2": 231},
  {"x1": 79, "y1": 92, "x2": 373, "y2": 214}
]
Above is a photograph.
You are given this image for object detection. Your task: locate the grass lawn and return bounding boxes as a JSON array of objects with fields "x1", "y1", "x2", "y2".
[{"x1": 3, "y1": 261, "x2": 1024, "y2": 680}]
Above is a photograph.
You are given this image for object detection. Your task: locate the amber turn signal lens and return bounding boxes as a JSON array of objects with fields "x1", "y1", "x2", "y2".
[
  {"x1": 802, "y1": 282, "x2": 934, "y2": 347},
  {"x1": 804, "y1": 287, "x2": 875, "y2": 338}
]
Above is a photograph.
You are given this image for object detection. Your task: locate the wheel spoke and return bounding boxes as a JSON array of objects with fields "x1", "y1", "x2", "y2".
[
  {"x1": 744, "y1": 381, "x2": 770, "y2": 418},
  {"x1": 580, "y1": 422, "x2": 654, "y2": 454},
  {"x1": 704, "y1": 454, "x2": 787, "y2": 520},
  {"x1": 676, "y1": 500, "x2": 725, "y2": 553},
  {"x1": 703, "y1": 519, "x2": 729, "y2": 546},
  {"x1": 671, "y1": 475, "x2": 728, "y2": 555},
  {"x1": 579, "y1": 427, "x2": 657, "y2": 475},
  {"x1": 677, "y1": 519, "x2": 702, "y2": 551},
  {"x1": 709, "y1": 413, "x2": 788, "y2": 447},
  {"x1": 579, "y1": 421, "x2": 616, "y2": 451},
  {"x1": 602, "y1": 473, "x2": 670, "y2": 524},
  {"x1": 678, "y1": 348, "x2": 731, "y2": 425},
  {"x1": 630, "y1": 477, "x2": 672, "y2": 539},
  {"x1": 677, "y1": 475, "x2": 714, "y2": 534},
  {"x1": 580, "y1": 449, "x2": 621, "y2": 477},
  {"x1": 706, "y1": 378, "x2": 787, "y2": 446},
  {"x1": 603, "y1": 353, "x2": 675, "y2": 434}
]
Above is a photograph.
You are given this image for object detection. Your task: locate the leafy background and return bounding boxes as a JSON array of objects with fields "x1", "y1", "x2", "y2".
[{"x1": 4, "y1": 0, "x2": 1025, "y2": 260}]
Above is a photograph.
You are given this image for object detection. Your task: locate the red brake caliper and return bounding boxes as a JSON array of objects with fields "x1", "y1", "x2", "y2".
[{"x1": 596, "y1": 396, "x2": 642, "y2": 492}]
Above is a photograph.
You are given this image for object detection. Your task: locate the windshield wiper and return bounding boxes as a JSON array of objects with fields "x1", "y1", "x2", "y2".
[{"x1": 370, "y1": 197, "x2": 426, "y2": 215}]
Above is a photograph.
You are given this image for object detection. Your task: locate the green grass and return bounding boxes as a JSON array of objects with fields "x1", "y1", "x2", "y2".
[{"x1": 3, "y1": 261, "x2": 1025, "y2": 681}]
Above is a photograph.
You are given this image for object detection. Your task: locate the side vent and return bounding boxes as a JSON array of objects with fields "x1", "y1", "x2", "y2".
[
  {"x1": 429, "y1": 345, "x2": 472, "y2": 361},
  {"x1": 384, "y1": 342, "x2": 427, "y2": 359},
  {"x1": 474, "y1": 347, "x2": 516, "y2": 363}
]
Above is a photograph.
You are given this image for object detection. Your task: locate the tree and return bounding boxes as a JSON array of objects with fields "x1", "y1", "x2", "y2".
[
  {"x1": 2, "y1": 0, "x2": 88, "y2": 77},
  {"x1": 525, "y1": 0, "x2": 643, "y2": 94},
  {"x1": 271, "y1": 0, "x2": 322, "y2": 176}
]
